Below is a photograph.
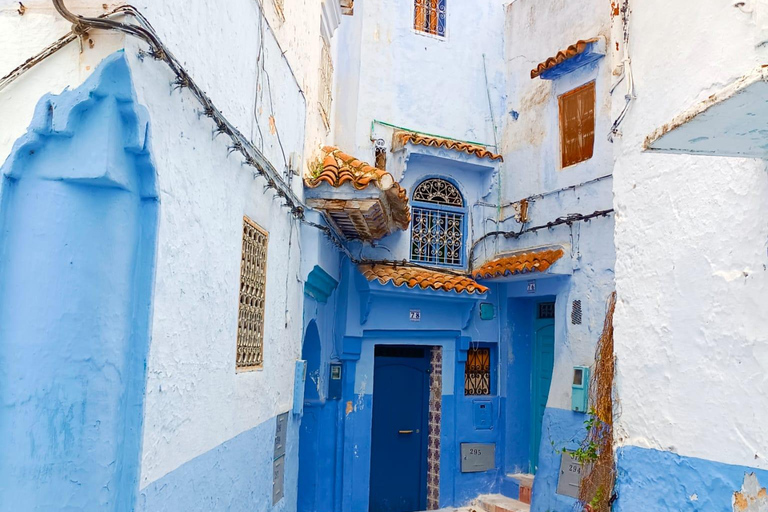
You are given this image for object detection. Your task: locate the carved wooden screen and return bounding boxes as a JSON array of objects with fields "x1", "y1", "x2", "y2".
[
  {"x1": 237, "y1": 216, "x2": 269, "y2": 370},
  {"x1": 559, "y1": 81, "x2": 595, "y2": 168}
]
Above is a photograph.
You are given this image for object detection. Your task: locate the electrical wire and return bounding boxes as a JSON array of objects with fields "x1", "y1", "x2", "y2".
[
  {"x1": 49, "y1": 0, "x2": 306, "y2": 218},
  {"x1": 468, "y1": 209, "x2": 615, "y2": 269}
]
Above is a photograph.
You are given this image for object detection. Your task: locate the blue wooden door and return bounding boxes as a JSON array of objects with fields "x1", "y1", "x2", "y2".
[
  {"x1": 531, "y1": 302, "x2": 555, "y2": 473},
  {"x1": 369, "y1": 346, "x2": 430, "y2": 512}
]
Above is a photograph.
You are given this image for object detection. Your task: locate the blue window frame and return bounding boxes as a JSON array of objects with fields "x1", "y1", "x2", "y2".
[
  {"x1": 410, "y1": 178, "x2": 465, "y2": 267},
  {"x1": 414, "y1": 0, "x2": 446, "y2": 38}
]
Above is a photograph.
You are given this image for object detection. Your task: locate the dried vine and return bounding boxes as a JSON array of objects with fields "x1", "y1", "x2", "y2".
[{"x1": 579, "y1": 291, "x2": 617, "y2": 512}]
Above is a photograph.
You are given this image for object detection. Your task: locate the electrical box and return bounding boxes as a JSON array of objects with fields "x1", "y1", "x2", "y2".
[
  {"x1": 571, "y1": 366, "x2": 590, "y2": 413},
  {"x1": 479, "y1": 303, "x2": 495, "y2": 320},
  {"x1": 293, "y1": 360, "x2": 307, "y2": 415},
  {"x1": 329, "y1": 362, "x2": 343, "y2": 400},
  {"x1": 472, "y1": 400, "x2": 493, "y2": 430}
]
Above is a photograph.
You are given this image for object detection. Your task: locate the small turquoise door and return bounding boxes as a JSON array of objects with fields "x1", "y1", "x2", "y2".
[
  {"x1": 369, "y1": 346, "x2": 430, "y2": 512},
  {"x1": 531, "y1": 302, "x2": 555, "y2": 473}
]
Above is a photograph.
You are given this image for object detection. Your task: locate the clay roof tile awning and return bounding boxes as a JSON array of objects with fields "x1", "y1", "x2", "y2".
[
  {"x1": 359, "y1": 263, "x2": 489, "y2": 295},
  {"x1": 304, "y1": 146, "x2": 410, "y2": 240},
  {"x1": 393, "y1": 131, "x2": 503, "y2": 162},
  {"x1": 473, "y1": 248, "x2": 565, "y2": 280},
  {"x1": 530, "y1": 37, "x2": 602, "y2": 80},
  {"x1": 306, "y1": 146, "x2": 395, "y2": 190}
]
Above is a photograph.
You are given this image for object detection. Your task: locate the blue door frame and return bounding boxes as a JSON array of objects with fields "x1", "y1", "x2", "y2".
[{"x1": 369, "y1": 345, "x2": 430, "y2": 512}]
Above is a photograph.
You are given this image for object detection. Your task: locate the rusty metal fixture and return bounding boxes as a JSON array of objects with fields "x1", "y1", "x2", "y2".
[{"x1": 17, "y1": 2, "x2": 26, "y2": 15}]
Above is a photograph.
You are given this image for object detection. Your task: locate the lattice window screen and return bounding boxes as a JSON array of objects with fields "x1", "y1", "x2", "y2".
[
  {"x1": 319, "y1": 39, "x2": 333, "y2": 130},
  {"x1": 558, "y1": 81, "x2": 595, "y2": 168},
  {"x1": 465, "y1": 347, "x2": 491, "y2": 396},
  {"x1": 237, "y1": 216, "x2": 269, "y2": 370},
  {"x1": 571, "y1": 299, "x2": 582, "y2": 325}
]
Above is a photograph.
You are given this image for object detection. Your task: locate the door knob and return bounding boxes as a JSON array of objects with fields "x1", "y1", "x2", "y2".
[{"x1": 398, "y1": 430, "x2": 414, "y2": 434}]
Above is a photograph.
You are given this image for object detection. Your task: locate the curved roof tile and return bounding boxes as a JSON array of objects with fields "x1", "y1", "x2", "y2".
[
  {"x1": 359, "y1": 263, "x2": 489, "y2": 295},
  {"x1": 394, "y1": 131, "x2": 503, "y2": 162},
  {"x1": 530, "y1": 38, "x2": 600, "y2": 79},
  {"x1": 473, "y1": 248, "x2": 565, "y2": 279}
]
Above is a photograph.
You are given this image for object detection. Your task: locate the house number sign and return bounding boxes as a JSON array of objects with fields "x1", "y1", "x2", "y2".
[{"x1": 409, "y1": 309, "x2": 421, "y2": 322}]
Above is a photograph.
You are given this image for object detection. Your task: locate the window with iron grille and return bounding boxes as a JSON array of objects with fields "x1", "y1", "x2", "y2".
[
  {"x1": 410, "y1": 178, "x2": 465, "y2": 266},
  {"x1": 465, "y1": 347, "x2": 491, "y2": 395},
  {"x1": 414, "y1": 0, "x2": 446, "y2": 37},
  {"x1": 319, "y1": 39, "x2": 333, "y2": 131},
  {"x1": 558, "y1": 81, "x2": 595, "y2": 168},
  {"x1": 237, "y1": 216, "x2": 269, "y2": 370}
]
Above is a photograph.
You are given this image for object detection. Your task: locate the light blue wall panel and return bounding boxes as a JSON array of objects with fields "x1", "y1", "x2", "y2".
[{"x1": 0, "y1": 52, "x2": 157, "y2": 511}]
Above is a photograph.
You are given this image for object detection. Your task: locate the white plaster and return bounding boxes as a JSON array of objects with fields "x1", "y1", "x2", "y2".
[
  {"x1": 612, "y1": 0, "x2": 768, "y2": 470},
  {"x1": 500, "y1": 0, "x2": 616, "y2": 412},
  {"x1": 0, "y1": 0, "x2": 330, "y2": 490}
]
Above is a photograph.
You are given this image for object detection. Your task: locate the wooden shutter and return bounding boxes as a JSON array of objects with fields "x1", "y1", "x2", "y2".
[{"x1": 559, "y1": 81, "x2": 595, "y2": 168}]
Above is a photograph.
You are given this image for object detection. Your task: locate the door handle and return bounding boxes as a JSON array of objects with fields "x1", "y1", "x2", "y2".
[{"x1": 398, "y1": 430, "x2": 414, "y2": 434}]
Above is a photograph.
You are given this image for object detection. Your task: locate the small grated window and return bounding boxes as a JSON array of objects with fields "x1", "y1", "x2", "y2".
[
  {"x1": 538, "y1": 302, "x2": 555, "y2": 319},
  {"x1": 414, "y1": 0, "x2": 446, "y2": 37},
  {"x1": 465, "y1": 347, "x2": 491, "y2": 396},
  {"x1": 237, "y1": 216, "x2": 269, "y2": 370},
  {"x1": 571, "y1": 299, "x2": 582, "y2": 325},
  {"x1": 559, "y1": 81, "x2": 595, "y2": 168},
  {"x1": 319, "y1": 39, "x2": 333, "y2": 131}
]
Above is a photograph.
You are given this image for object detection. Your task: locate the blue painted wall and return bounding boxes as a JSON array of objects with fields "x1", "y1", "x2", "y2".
[
  {"x1": 530, "y1": 408, "x2": 586, "y2": 512},
  {"x1": 615, "y1": 446, "x2": 768, "y2": 512},
  {"x1": 0, "y1": 52, "x2": 157, "y2": 511},
  {"x1": 138, "y1": 413, "x2": 299, "y2": 512}
]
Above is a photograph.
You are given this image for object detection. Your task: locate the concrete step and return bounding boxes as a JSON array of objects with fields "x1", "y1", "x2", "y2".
[
  {"x1": 506, "y1": 473, "x2": 534, "y2": 504},
  {"x1": 473, "y1": 493, "x2": 531, "y2": 512}
]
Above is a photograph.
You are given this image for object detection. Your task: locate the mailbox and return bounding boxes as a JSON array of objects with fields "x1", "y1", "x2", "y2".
[
  {"x1": 460, "y1": 443, "x2": 495, "y2": 473},
  {"x1": 571, "y1": 366, "x2": 590, "y2": 413}
]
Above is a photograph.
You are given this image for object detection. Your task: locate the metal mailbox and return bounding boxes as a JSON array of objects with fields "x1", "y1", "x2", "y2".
[
  {"x1": 460, "y1": 442, "x2": 495, "y2": 473},
  {"x1": 556, "y1": 451, "x2": 584, "y2": 498}
]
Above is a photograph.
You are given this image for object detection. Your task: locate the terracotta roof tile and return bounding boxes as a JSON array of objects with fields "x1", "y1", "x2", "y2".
[
  {"x1": 306, "y1": 146, "x2": 395, "y2": 190},
  {"x1": 472, "y1": 248, "x2": 565, "y2": 279},
  {"x1": 359, "y1": 263, "x2": 489, "y2": 295},
  {"x1": 530, "y1": 38, "x2": 600, "y2": 79},
  {"x1": 393, "y1": 131, "x2": 503, "y2": 162}
]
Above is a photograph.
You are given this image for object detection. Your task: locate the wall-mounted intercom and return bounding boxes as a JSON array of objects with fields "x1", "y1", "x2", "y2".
[
  {"x1": 571, "y1": 366, "x2": 590, "y2": 413},
  {"x1": 329, "y1": 362, "x2": 343, "y2": 400}
]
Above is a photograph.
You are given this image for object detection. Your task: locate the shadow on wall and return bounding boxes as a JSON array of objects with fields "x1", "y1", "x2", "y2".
[{"x1": 0, "y1": 52, "x2": 158, "y2": 511}]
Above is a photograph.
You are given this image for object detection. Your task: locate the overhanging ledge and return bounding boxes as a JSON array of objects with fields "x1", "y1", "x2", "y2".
[{"x1": 645, "y1": 65, "x2": 768, "y2": 158}]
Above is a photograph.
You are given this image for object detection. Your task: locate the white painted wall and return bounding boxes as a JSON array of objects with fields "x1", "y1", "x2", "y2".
[
  {"x1": 498, "y1": 0, "x2": 616, "y2": 412},
  {"x1": 0, "y1": 0, "x2": 327, "y2": 492},
  {"x1": 612, "y1": 0, "x2": 768, "y2": 469},
  {"x1": 334, "y1": 0, "x2": 507, "y2": 165}
]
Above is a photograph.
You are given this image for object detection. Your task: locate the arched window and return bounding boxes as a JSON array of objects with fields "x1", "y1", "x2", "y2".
[{"x1": 410, "y1": 178, "x2": 465, "y2": 266}]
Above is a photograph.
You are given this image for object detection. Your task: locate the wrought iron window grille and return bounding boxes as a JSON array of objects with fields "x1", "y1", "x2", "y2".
[
  {"x1": 538, "y1": 302, "x2": 555, "y2": 319},
  {"x1": 237, "y1": 216, "x2": 269, "y2": 370},
  {"x1": 465, "y1": 347, "x2": 491, "y2": 396},
  {"x1": 410, "y1": 178, "x2": 465, "y2": 267},
  {"x1": 414, "y1": 0, "x2": 446, "y2": 37}
]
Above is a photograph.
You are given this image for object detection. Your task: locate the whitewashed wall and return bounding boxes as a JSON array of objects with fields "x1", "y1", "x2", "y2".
[
  {"x1": 334, "y1": 0, "x2": 507, "y2": 164},
  {"x1": 612, "y1": 0, "x2": 768, "y2": 470},
  {"x1": 499, "y1": 0, "x2": 615, "y2": 412},
  {"x1": 0, "y1": 0, "x2": 325, "y2": 500}
]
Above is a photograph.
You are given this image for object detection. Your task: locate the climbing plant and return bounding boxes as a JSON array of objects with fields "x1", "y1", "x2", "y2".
[{"x1": 577, "y1": 292, "x2": 617, "y2": 512}]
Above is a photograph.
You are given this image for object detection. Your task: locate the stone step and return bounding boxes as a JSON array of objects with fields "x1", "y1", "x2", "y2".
[
  {"x1": 506, "y1": 473, "x2": 535, "y2": 504},
  {"x1": 473, "y1": 493, "x2": 531, "y2": 512}
]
